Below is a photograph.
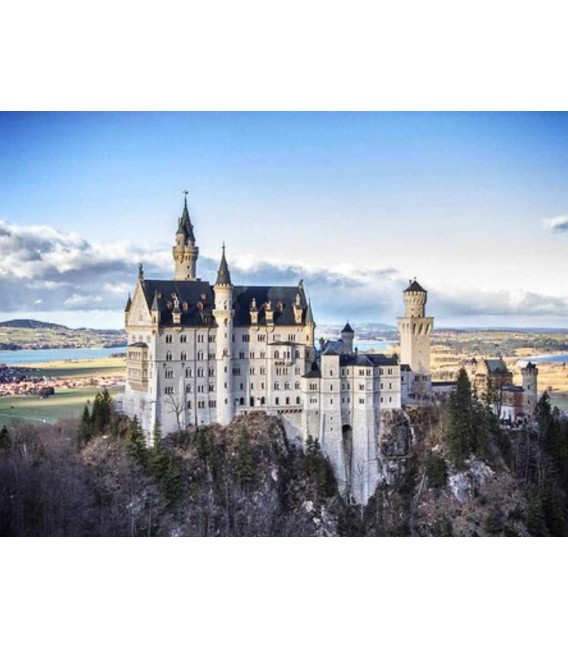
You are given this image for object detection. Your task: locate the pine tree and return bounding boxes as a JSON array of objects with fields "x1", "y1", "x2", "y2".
[
  {"x1": 446, "y1": 369, "x2": 475, "y2": 468},
  {"x1": 77, "y1": 404, "x2": 93, "y2": 447},
  {"x1": 148, "y1": 420, "x2": 167, "y2": 480},
  {"x1": 236, "y1": 428, "x2": 256, "y2": 485},
  {"x1": 0, "y1": 424, "x2": 10, "y2": 450},
  {"x1": 126, "y1": 416, "x2": 147, "y2": 465}
]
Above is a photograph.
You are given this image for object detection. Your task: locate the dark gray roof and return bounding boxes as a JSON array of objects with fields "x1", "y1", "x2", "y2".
[
  {"x1": 404, "y1": 279, "x2": 426, "y2": 293},
  {"x1": 177, "y1": 197, "x2": 195, "y2": 245},
  {"x1": 232, "y1": 285, "x2": 309, "y2": 327},
  {"x1": 305, "y1": 300, "x2": 315, "y2": 325},
  {"x1": 141, "y1": 279, "x2": 216, "y2": 327},
  {"x1": 322, "y1": 346, "x2": 340, "y2": 356},
  {"x1": 502, "y1": 385, "x2": 524, "y2": 392},
  {"x1": 340, "y1": 353, "x2": 398, "y2": 367},
  {"x1": 342, "y1": 322, "x2": 354, "y2": 333},
  {"x1": 128, "y1": 342, "x2": 148, "y2": 348},
  {"x1": 485, "y1": 358, "x2": 509, "y2": 373},
  {"x1": 139, "y1": 279, "x2": 311, "y2": 328},
  {"x1": 124, "y1": 294, "x2": 132, "y2": 312},
  {"x1": 216, "y1": 246, "x2": 232, "y2": 285}
]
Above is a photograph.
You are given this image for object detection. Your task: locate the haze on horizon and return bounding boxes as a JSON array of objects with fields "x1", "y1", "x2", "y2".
[{"x1": 0, "y1": 111, "x2": 567, "y2": 330}]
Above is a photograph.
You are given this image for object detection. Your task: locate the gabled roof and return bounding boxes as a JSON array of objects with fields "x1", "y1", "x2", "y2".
[
  {"x1": 485, "y1": 358, "x2": 510, "y2": 374},
  {"x1": 124, "y1": 294, "x2": 132, "y2": 312},
  {"x1": 341, "y1": 322, "x2": 354, "y2": 333},
  {"x1": 340, "y1": 352, "x2": 397, "y2": 367}
]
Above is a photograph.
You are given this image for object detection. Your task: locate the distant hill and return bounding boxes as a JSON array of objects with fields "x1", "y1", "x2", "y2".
[{"x1": 0, "y1": 319, "x2": 70, "y2": 330}]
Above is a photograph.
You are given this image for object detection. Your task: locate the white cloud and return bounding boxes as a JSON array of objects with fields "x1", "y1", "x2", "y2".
[{"x1": 542, "y1": 215, "x2": 568, "y2": 233}]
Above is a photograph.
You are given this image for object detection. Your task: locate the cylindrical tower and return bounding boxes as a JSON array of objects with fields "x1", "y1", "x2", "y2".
[
  {"x1": 172, "y1": 194, "x2": 199, "y2": 280},
  {"x1": 521, "y1": 361, "x2": 539, "y2": 415},
  {"x1": 213, "y1": 245, "x2": 234, "y2": 425}
]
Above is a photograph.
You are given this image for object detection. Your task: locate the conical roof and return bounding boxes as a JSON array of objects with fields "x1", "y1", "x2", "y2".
[
  {"x1": 124, "y1": 293, "x2": 132, "y2": 312},
  {"x1": 216, "y1": 244, "x2": 232, "y2": 285},
  {"x1": 177, "y1": 194, "x2": 195, "y2": 245},
  {"x1": 305, "y1": 299, "x2": 315, "y2": 324},
  {"x1": 403, "y1": 278, "x2": 426, "y2": 293},
  {"x1": 342, "y1": 321, "x2": 354, "y2": 333}
]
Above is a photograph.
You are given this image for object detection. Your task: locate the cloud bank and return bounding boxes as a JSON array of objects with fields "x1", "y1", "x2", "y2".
[
  {"x1": 0, "y1": 220, "x2": 566, "y2": 327},
  {"x1": 542, "y1": 215, "x2": 568, "y2": 233}
]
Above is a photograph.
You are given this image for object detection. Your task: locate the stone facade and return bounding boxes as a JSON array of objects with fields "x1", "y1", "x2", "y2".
[{"x1": 119, "y1": 198, "x2": 436, "y2": 503}]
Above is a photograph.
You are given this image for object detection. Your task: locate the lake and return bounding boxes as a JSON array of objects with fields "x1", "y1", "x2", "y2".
[
  {"x1": 517, "y1": 353, "x2": 568, "y2": 365},
  {"x1": 0, "y1": 347, "x2": 128, "y2": 366}
]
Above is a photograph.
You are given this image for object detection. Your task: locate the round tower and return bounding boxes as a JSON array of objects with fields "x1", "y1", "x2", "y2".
[
  {"x1": 397, "y1": 278, "x2": 434, "y2": 375},
  {"x1": 403, "y1": 278, "x2": 427, "y2": 317},
  {"x1": 172, "y1": 192, "x2": 199, "y2": 280},
  {"x1": 213, "y1": 244, "x2": 234, "y2": 425}
]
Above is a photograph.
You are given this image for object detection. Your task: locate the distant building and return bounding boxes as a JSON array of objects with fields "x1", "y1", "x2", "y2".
[{"x1": 464, "y1": 357, "x2": 538, "y2": 422}]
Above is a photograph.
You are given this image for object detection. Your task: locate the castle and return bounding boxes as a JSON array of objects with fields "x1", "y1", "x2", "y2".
[{"x1": 120, "y1": 197, "x2": 435, "y2": 503}]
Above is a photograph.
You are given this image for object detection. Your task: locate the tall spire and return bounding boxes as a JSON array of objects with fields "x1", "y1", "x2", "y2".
[
  {"x1": 177, "y1": 190, "x2": 195, "y2": 245},
  {"x1": 306, "y1": 299, "x2": 315, "y2": 324},
  {"x1": 216, "y1": 242, "x2": 232, "y2": 285}
]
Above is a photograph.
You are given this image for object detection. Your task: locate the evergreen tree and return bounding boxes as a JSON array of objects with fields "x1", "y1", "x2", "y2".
[
  {"x1": 126, "y1": 416, "x2": 147, "y2": 465},
  {"x1": 148, "y1": 420, "x2": 167, "y2": 481},
  {"x1": 0, "y1": 424, "x2": 10, "y2": 450},
  {"x1": 77, "y1": 404, "x2": 93, "y2": 448},
  {"x1": 446, "y1": 369, "x2": 475, "y2": 468}
]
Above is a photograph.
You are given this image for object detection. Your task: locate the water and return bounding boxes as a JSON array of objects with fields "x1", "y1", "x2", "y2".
[
  {"x1": 0, "y1": 346, "x2": 127, "y2": 366},
  {"x1": 517, "y1": 353, "x2": 568, "y2": 365},
  {"x1": 354, "y1": 340, "x2": 391, "y2": 352}
]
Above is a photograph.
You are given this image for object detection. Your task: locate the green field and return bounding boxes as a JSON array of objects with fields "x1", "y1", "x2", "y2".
[
  {"x1": 20, "y1": 357, "x2": 126, "y2": 380},
  {"x1": 0, "y1": 386, "x2": 124, "y2": 426},
  {"x1": 550, "y1": 393, "x2": 568, "y2": 413}
]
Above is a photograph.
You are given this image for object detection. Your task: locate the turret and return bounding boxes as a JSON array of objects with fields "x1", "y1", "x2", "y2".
[
  {"x1": 403, "y1": 278, "x2": 427, "y2": 317},
  {"x1": 172, "y1": 192, "x2": 199, "y2": 280},
  {"x1": 522, "y1": 362, "x2": 538, "y2": 415},
  {"x1": 341, "y1": 321, "x2": 354, "y2": 353},
  {"x1": 213, "y1": 244, "x2": 234, "y2": 425}
]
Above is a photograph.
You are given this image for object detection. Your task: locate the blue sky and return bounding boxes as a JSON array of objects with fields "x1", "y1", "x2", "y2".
[{"x1": 0, "y1": 111, "x2": 567, "y2": 329}]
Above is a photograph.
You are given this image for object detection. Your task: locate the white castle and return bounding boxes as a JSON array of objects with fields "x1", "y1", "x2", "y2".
[{"x1": 120, "y1": 197, "x2": 434, "y2": 503}]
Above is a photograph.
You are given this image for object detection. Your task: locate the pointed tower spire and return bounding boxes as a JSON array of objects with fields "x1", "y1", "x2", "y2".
[
  {"x1": 216, "y1": 242, "x2": 232, "y2": 285},
  {"x1": 124, "y1": 293, "x2": 132, "y2": 312},
  {"x1": 306, "y1": 299, "x2": 315, "y2": 324},
  {"x1": 173, "y1": 191, "x2": 199, "y2": 280}
]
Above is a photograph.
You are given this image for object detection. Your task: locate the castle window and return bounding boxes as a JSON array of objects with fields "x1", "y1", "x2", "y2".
[
  {"x1": 295, "y1": 367, "x2": 301, "y2": 375},
  {"x1": 209, "y1": 400, "x2": 216, "y2": 408},
  {"x1": 166, "y1": 352, "x2": 172, "y2": 362},
  {"x1": 274, "y1": 382, "x2": 280, "y2": 390},
  {"x1": 180, "y1": 334, "x2": 187, "y2": 343},
  {"x1": 186, "y1": 385, "x2": 192, "y2": 393},
  {"x1": 197, "y1": 351, "x2": 204, "y2": 361},
  {"x1": 187, "y1": 400, "x2": 192, "y2": 409},
  {"x1": 224, "y1": 382, "x2": 228, "y2": 389},
  {"x1": 286, "y1": 397, "x2": 290, "y2": 405},
  {"x1": 296, "y1": 396, "x2": 301, "y2": 405},
  {"x1": 198, "y1": 401, "x2": 205, "y2": 409},
  {"x1": 260, "y1": 351, "x2": 266, "y2": 359},
  {"x1": 165, "y1": 369, "x2": 174, "y2": 379},
  {"x1": 186, "y1": 368, "x2": 192, "y2": 378},
  {"x1": 242, "y1": 334, "x2": 250, "y2": 342},
  {"x1": 258, "y1": 334, "x2": 266, "y2": 342},
  {"x1": 240, "y1": 383, "x2": 244, "y2": 390},
  {"x1": 274, "y1": 351, "x2": 279, "y2": 359},
  {"x1": 380, "y1": 383, "x2": 384, "y2": 389},
  {"x1": 209, "y1": 368, "x2": 215, "y2": 377},
  {"x1": 208, "y1": 335, "x2": 216, "y2": 343},
  {"x1": 366, "y1": 369, "x2": 371, "y2": 376},
  {"x1": 359, "y1": 398, "x2": 365, "y2": 404},
  {"x1": 389, "y1": 383, "x2": 392, "y2": 389},
  {"x1": 208, "y1": 353, "x2": 215, "y2": 360},
  {"x1": 239, "y1": 351, "x2": 245, "y2": 359},
  {"x1": 198, "y1": 385, "x2": 204, "y2": 393},
  {"x1": 261, "y1": 397, "x2": 266, "y2": 405},
  {"x1": 232, "y1": 367, "x2": 241, "y2": 376},
  {"x1": 288, "y1": 334, "x2": 296, "y2": 342},
  {"x1": 197, "y1": 334, "x2": 204, "y2": 343},
  {"x1": 261, "y1": 382, "x2": 265, "y2": 389},
  {"x1": 360, "y1": 384, "x2": 364, "y2": 390},
  {"x1": 388, "y1": 368, "x2": 393, "y2": 375},
  {"x1": 165, "y1": 334, "x2": 173, "y2": 344},
  {"x1": 250, "y1": 383, "x2": 254, "y2": 391},
  {"x1": 295, "y1": 382, "x2": 300, "y2": 390},
  {"x1": 275, "y1": 397, "x2": 279, "y2": 405},
  {"x1": 197, "y1": 368, "x2": 204, "y2": 377},
  {"x1": 181, "y1": 352, "x2": 187, "y2": 361},
  {"x1": 284, "y1": 382, "x2": 290, "y2": 390},
  {"x1": 250, "y1": 351, "x2": 255, "y2": 359},
  {"x1": 329, "y1": 370, "x2": 333, "y2": 377},
  {"x1": 250, "y1": 367, "x2": 255, "y2": 375},
  {"x1": 260, "y1": 367, "x2": 266, "y2": 375},
  {"x1": 209, "y1": 384, "x2": 215, "y2": 392},
  {"x1": 165, "y1": 386, "x2": 174, "y2": 395},
  {"x1": 359, "y1": 370, "x2": 364, "y2": 376}
]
